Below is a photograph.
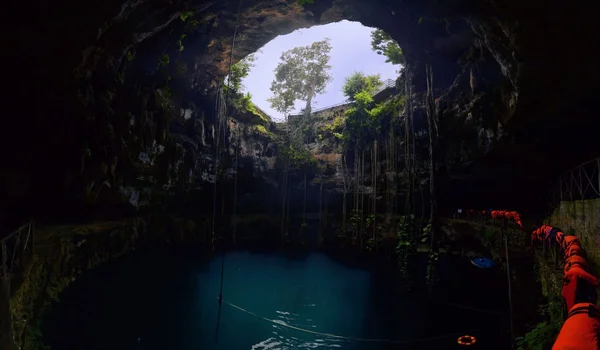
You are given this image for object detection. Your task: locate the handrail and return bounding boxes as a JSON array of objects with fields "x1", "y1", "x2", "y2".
[
  {"x1": 281, "y1": 77, "x2": 398, "y2": 118},
  {"x1": 556, "y1": 156, "x2": 600, "y2": 201},
  {"x1": 309, "y1": 100, "x2": 354, "y2": 114},
  {"x1": 0, "y1": 221, "x2": 33, "y2": 244},
  {"x1": 560, "y1": 156, "x2": 600, "y2": 178}
]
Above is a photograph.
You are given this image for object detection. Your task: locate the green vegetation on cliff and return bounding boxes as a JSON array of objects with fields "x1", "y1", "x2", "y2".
[{"x1": 10, "y1": 221, "x2": 141, "y2": 350}]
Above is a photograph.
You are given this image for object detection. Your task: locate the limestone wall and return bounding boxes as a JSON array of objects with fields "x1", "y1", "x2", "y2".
[{"x1": 548, "y1": 199, "x2": 600, "y2": 268}]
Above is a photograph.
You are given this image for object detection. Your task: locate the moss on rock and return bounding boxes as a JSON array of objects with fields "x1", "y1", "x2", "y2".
[{"x1": 9, "y1": 219, "x2": 143, "y2": 350}]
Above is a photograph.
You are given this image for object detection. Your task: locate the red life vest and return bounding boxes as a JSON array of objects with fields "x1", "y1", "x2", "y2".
[
  {"x1": 564, "y1": 255, "x2": 589, "y2": 274},
  {"x1": 564, "y1": 243, "x2": 584, "y2": 259},
  {"x1": 562, "y1": 266, "x2": 598, "y2": 312},
  {"x1": 553, "y1": 303, "x2": 600, "y2": 350},
  {"x1": 561, "y1": 236, "x2": 580, "y2": 252}
]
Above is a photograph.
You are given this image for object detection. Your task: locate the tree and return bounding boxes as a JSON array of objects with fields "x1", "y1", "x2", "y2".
[
  {"x1": 370, "y1": 29, "x2": 405, "y2": 66},
  {"x1": 343, "y1": 91, "x2": 377, "y2": 148},
  {"x1": 342, "y1": 72, "x2": 383, "y2": 101},
  {"x1": 269, "y1": 39, "x2": 333, "y2": 119},
  {"x1": 226, "y1": 53, "x2": 257, "y2": 95}
]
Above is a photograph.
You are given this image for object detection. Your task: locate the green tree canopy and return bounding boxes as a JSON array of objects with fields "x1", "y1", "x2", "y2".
[
  {"x1": 342, "y1": 72, "x2": 383, "y2": 101},
  {"x1": 226, "y1": 53, "x2": 257, "y2": 94},
  {"x1": 370, "y1": 29, "x2": 405, "y2": 66},
  {"x1": 343, "y1": 91, "x2": 376, "y2": 149},
  {"x1": 268, "y1": 39, "x2": 333, "y2": 119}
]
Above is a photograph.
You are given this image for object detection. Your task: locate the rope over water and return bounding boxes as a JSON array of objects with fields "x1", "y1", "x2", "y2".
[
  {"x1": 220, "y1": 297, "x2": 479, "y2": 345},
  {"x1": 214, "y1": 0, "x2": 244, "y2": 345}
]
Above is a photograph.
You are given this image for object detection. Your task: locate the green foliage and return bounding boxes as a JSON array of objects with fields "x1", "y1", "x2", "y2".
[
  {"x1": 343, "y1": 91, "x2": 376, "y2": 149},
  {"x1": 126, "y1": 50, "x2": 135, "y2": 62},
  {"x1": 235, "y1": 92, "x2": 269, "y2": 125},
  {"x1": 227, "y1": 54, "x2": 257, "y2": 95},
  {"x1": 268, "y1": 39, "x2": 333, "y2": 115},
  {"x1": 418, "y1": 17, "x2": 424, "y2": 24},
  {"x1": 342, "y1": 72, "x2": 382, "y2": 101},
  {"x1": 396, "y1": 215, "x2": 415, "y2": 278},
  {"x1": 370, "y1": 29, "x2": 405, "y2": 65},
  {"x1": 297, "y1": 0, "x2": 314, "y2": 4},
  {"x1": 516, "y1": 323, "x2": 556, "y2": 350},
  {"x1": 255, "y1": 124, "x2": 272, "y2": 137},
  {"x1": 369, "y1": 96, "x2": 404, "y2": 121},
  {"x1": 426, "y1": 252, "x2": 439, "y2": 285},
  {"x1": 319, "y1": 115, "x2": 345, "y2": 139},
  {"x1": 279, "y1": 142, "x2": 315, "y2": 170},
  {"x1": 115, "y1": 72, "x2": 124, "y2": 84},
  {"x1": 227, "y1": 55, "x2": 269, "y2": 124},
  {"x1": 156, "y1": 87, "x2": 173, "y2": 111},
  {"x1": 176, "y1": 61, "x2": 188, "y2": 75},
  {"x1": 421, "y1": 222, "x2": 432, "y2": 243},
  {"x1": 517, "y1": 301, "x2": 563, "y2": 350},
  {"x1": 177, "y1": 34, "x2": 187, "y2": 52},
  {"x1": 350, "y1": 209, "x2": 363, "y2": 230},
  {"x1": 180, "y1": 11, "x2": 193, "y2": 22},
  {"x1": 159, "y1": 53, "x2": 170, "y2": 67},
  {"x1": 339, "y1": 73, "x2": 402, "y2": 152}
]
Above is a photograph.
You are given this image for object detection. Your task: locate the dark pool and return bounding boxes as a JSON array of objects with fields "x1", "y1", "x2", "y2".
[{"x1": 43, "y1": 249, "x2": 510, "y2": 349}]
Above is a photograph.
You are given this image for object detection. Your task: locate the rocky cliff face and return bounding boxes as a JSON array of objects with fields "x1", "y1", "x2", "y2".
[{"x1": 3, "y1": 0, "x2": 598, "y2": 224}]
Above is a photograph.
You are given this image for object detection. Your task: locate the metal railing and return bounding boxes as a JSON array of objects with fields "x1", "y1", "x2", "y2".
[
  {"x1": 372, "y1": 78, "x2": 396, "y2": 96},
  {"x1": 1, "y1": 221, "x2": 34, "y2": 280},
  {"x1": 557, "y1": 157, "x2": 600, "y2": 201},
  {"x1": 309, "y1": 100, "x2": 354, "y2": 114},
  {"x1": 278, "y1": 77, "x2": 397, "y2": 119}
]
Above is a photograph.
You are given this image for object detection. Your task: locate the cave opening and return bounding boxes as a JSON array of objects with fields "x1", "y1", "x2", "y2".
[{"x1": 2, "y1": 0, "x2": 600, "y2": 349}]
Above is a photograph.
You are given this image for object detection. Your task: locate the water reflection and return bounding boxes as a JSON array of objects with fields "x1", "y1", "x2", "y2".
[{"x1": 43, "y1": 250, "x2": 510, "y2": 350}]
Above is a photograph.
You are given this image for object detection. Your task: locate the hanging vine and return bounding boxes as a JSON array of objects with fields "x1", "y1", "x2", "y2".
[{"x1": 425, "y1": 63, "x2": 440, "y2": 286}]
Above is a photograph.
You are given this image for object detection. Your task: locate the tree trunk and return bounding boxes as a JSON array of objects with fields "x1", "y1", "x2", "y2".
[{"x1": 303, "y1": 82, "x2": 316, "y2": 119}]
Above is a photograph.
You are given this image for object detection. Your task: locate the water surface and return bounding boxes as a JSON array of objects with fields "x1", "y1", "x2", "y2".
[{"x1": 44, "y1": 250, "x2": 509, "y2": 349}]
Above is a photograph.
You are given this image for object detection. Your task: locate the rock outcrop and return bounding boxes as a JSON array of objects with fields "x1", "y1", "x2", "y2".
[{"x1": 3, "y1": 0, "x2": 598, "y2": 225}]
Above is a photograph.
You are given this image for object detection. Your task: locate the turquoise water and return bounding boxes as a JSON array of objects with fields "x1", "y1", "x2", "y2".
[{"x1": 43, "y1": 250, "x2": 509, "y2": 349}]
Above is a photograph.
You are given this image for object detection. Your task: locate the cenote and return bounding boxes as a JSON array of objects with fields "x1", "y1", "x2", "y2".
[{"x1": 43, "y1": 249, "x2": 510, "y2": 350}]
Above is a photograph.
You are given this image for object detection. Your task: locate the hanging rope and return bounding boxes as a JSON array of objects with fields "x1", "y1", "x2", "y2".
[
  {"x1": 220, "y1": 297, "x2": 478, "y2": 345},
  {"x1": 214, "y1": 0, "x2": 244, "y2": 345},
  {"x1": 232, "y1": 123, "x2": 239, "y2": 244},
  {"x1": 504, "y1": 234, "x2": 515, "y2": 348}
]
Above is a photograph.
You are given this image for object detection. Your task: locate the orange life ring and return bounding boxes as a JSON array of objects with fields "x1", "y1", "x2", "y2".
[{"x1": 457, "y1": 335, "x2": 477, "y2": 346}]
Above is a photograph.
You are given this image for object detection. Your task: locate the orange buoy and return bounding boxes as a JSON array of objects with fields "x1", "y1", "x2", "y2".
[{"x1": 457, "y1": 335, "x2": 477, "y2": 346}]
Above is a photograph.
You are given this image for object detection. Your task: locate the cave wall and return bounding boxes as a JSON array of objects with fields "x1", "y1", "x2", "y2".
[
  {"x1": 3, "y1": 0, "x2": 598, "y2": 226},
  {"x1": 549, "y1": 199, "x2": 600, "y2": 269}
]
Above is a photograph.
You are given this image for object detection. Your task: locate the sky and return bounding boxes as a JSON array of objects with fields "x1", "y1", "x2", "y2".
[{"x1": 241, "y1": 20, "x2": 401, "y2": 121}]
